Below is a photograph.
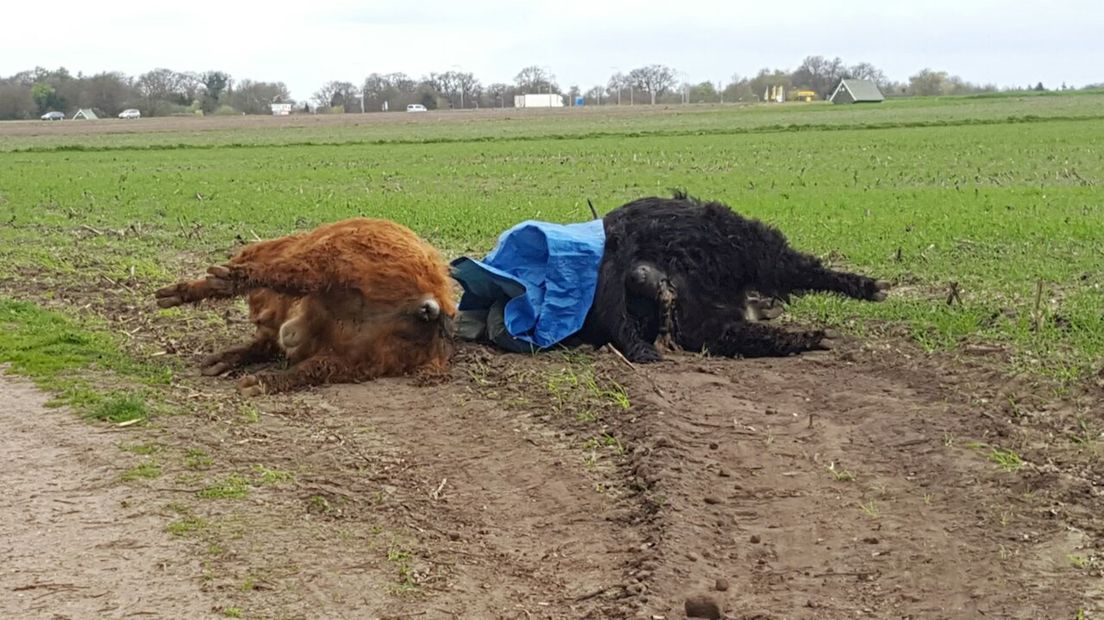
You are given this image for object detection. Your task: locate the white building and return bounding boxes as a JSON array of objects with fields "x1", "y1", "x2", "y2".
[
  {"x1": 270, "y1": 102, "x2": 293, "y2": 116},
  {"x1": 513, "y1": 93, "x2": 564, "y2": 108}
]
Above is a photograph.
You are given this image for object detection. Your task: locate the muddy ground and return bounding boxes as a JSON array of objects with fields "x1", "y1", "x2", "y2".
[
  {"x1": 0, "y1": 371, "x2": 217, "y2": 619},
  {"x1": 4, "y1": 322, "x2": 1102, "y2": 618}
]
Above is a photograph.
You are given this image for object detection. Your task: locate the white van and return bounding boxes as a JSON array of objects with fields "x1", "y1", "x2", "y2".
[{"x1": 406, "y1": 104, "x2": 427, "y2": 113}]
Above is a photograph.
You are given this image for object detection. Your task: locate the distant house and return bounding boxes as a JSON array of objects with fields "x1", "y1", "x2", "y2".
[
  {"x1": 270, "y1": 102, "x2": 293, "y2": 116},
  {"x1": 829, "y1": 79, "x2": 885, "y2": 104},
  {"x1": 514, "y1": 93, "x2": 564, "y2": 108},
  {"x1": 72, "y1": 108, "x2": 99, "y2": 120}
]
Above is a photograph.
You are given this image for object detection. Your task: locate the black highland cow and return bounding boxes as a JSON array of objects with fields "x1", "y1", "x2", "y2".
[{"x1": 578, "y1": 192, "x2": 890, "y2": 362}]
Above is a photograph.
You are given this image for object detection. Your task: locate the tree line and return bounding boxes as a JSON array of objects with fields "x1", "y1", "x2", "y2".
[
  {"x1": 0, "y1": 67, "x2": 289, "y2": 120},
  {"x1": 0, "y1": 57, "x2": 1094, "y2": 120}
]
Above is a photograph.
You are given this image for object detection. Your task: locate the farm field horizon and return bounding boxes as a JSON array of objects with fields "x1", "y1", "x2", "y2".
[{"x1": 1, "y1": 94, "x2": 1102, "y2": 618}]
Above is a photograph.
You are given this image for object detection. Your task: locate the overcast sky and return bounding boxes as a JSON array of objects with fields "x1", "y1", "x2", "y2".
[{"x1": 2, "y1": 0, "x2": 1101, "y2": 101}]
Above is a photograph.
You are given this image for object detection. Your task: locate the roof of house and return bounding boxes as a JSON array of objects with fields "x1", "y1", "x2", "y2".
[
  {"x1": 72, "y1": 108, "x2": 99, "y2": 120},
  {"x1": 831, "y1": 79, "x2": 885, "y2": 102}
]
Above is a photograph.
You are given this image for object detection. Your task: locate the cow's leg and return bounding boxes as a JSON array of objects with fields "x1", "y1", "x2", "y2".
[
  {"x1": 199, "y1": 330, "x2": 281, "y2": 376},
  {"x1": 236, "y1": 354, "x2": 364, "y2": 396},
  {"x1": 157, "y1": 232, "x2": 354, "y2": 309},
  {"x1": 781, "y1": 252, "x2": 891, "y2": 302},
  {"x1": 679, "y1": 313, "x2": 832, "y2": 358},
  {"x1": 154, "y1": 276, "x2": 241, "y2": 308}
]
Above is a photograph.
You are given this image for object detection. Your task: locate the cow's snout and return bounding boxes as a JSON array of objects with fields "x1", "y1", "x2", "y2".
[{"x1": 419, "y1": 298, "x2": 441, "y2": 322}]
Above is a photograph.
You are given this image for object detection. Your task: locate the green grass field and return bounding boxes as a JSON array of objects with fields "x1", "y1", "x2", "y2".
[{"x1": 2, "y1": 94, "x2": 1102, "y2": 395}]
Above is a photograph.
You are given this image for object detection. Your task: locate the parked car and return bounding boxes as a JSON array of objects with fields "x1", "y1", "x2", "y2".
[
  {"x1": 406, "y1": 104, "x2": 427, "y2": 113},
  {"x1": 118, "y1": 109, "x2": 141, "y2": 119},
  {"x1": 40, "y1": 111, "x2": 64, "y2": 121}
]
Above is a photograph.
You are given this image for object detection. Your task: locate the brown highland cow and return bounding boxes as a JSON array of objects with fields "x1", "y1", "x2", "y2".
[{"x1": 154, "y1": 218, "x2": 456, "y2": 396}]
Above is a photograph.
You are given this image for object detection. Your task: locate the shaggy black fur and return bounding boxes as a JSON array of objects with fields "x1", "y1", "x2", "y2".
[{"x1": 577, "y1": 192, "x2": 890, "y2": 362}]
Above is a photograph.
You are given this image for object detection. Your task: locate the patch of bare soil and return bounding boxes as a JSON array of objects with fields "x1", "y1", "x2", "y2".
[
  {"x1": 0, "y1": 370, "x2": 218, "y2": 619},
  {"x1": 617, "y1": 343, "x2": 1103, "y2": 619},
  {"x1": 4, "y1": 326, "x2": 1102, "y2": 618},
  {"x1": 151, "y1": 346, "x2": 642, "y2": 618},
  {"x1": 145, "y1": 333, "x2": 1102, "y2": 619}
]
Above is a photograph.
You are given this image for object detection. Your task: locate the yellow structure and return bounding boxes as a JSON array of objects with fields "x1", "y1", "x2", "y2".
[{"x1": 791, "y1": 90, "x2": 817, "y2": 102}]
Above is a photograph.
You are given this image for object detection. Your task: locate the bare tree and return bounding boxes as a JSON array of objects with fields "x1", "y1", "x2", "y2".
[
  {"x1": 628, "y1": 65, "x2": 676, "y2": 104},
  {"x1": 908, "y1": 68, "x2": 949, "y2": 96},
  {"x1": 362, "y1": 72, "x2": 420, "y2": 111},
  {"x1": 361, "y1": 73, "x2": 389, "y2": 110},
  {"x1": 425, "y1": 72, "x2": 450, "y2": 98},
  {"x1": 79, "y1": 72, "x2": 135, "y2": 116},
  {"x1": 427, "y1": 70, "x2": 481, "y2": 108},
  {"x1": 791, "y1": 55, "x2": 847, "y2": 99},
  {"x1": 747, "y1": 68, "x2": 792, "y2": 101},
  {"x1": 136, "y1": 68, "x2": 186, "y2": 115},
  {"x1": 313, "y1": 81, "x2": 359, "y2": 111},
  {"x1": 514, "y1": 65, "x2": 557, "y2": 94},
  {"x1": 454, "y1": 72, "x2": 480, "y2": 108},
  {"x1": 484, "y1": 82, "x2": 513, "y2": 108},
  {"x1": 176, "y1": 72, "x2": 202, "y2": 105},
  {"x1": 585, "y1": 84, "x2": 605, "y2": 105},
  {"x1": 606, "y1": 72, "x2": 630, "y2": 104},
  {"x1": 847, "y1": 62, "x2": 887, "y2": 89},
  {"x1": 229, "y1": 80, "x2": 292, "y2": 115}
]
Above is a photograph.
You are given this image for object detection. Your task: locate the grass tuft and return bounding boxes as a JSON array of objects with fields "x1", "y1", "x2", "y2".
[
  {"x1": 166, "y1": 515, "x2": 208, "y2": 537},
  {"x1": 252, "y1": 465, "x2": 294, "y2": 485},
  {"x1": 88, "y1": 393, "x2": 148, "y2": 424},
  {"x1": 185, "y1": 448, "x2": 214, "y2": 470},
  {"x1": 197, "y1": 474, "x2": 251, "y2": 500},
  {"x1": 120, "y1": 460, "x2": 161, "y2": 481}
]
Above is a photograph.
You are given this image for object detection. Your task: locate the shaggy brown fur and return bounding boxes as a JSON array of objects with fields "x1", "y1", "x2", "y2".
[{"x1": 155, "y1": 218, "x2": 456, "y2": 395}]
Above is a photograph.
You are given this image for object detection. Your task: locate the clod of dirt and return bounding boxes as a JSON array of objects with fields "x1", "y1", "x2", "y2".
[
  {"x1": 862, "y1": 536, "x2": 879, "y2": 544},
  {"x1": 703, "y1": 496, "x2": 722, "y2": 505},
  {"x1": 447, "y1": 531, "x2": 461, "y2": 541},
  {"x1": 684, "y1": 593, "x2": 723, "y2": 619},
  {"x1": 715, "y1": 578, "x2": 730, "y2": 592},
  {"x1": 749, "y1": 535, "x2": 761, "y2": 544},
  {"x1": 709, "y1": 442, "x2": 719, "y2": 450},
  {"x1": 717, "y1": 469, "x2": 730, "y2": 478}
]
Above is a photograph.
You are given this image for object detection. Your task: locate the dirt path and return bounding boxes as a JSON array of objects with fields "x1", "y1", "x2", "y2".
[
  {"x1": 2, "y1": 340, "x2": 1101, "y2": 619},
  {"x1": 154, "y1": 346, "x2": 640, "y2": 618},
  {"x1": 618, "y1": 348, "x2": 1102, "y2": 618},
  {"x1": 322, "y1": 377, "x2": 638, "y2": 617},
  {"x1": 0, "y1": 371, "x2": 218, "y2": 620}
]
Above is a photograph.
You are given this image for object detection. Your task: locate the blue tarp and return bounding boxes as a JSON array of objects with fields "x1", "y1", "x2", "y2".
[{"x1": 450, "y1": 219, "x2": 605, "y2": 349}]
